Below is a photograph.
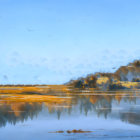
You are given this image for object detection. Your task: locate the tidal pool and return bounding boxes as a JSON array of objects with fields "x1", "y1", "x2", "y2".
[{"x1": 0, "y1": 91, "x2": 140, "y2": 140}]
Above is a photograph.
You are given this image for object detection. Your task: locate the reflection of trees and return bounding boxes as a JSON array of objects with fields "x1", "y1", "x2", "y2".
[
  {"x1": 0, "y1": 102, "x2": 42, "y2": 127},
  {"x1": 43, "y1": 94, "x2": 114, "y2": 119},
  {"x1": 121, "y1": 111, "x2": 140, "y2": 125},
  {"x1": 0, "y1": 91, "x2": 139, "y2": 127},
  {"x1": 78, "y1": 95, "x2": 112, "y2": 118},
  {"x1": 46, "y1": 92, "x2": 139, "y2": 120}
]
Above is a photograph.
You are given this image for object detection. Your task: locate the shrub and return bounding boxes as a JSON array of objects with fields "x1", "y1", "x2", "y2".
[
  {"x1": 108, "y1": 83, "x2": 126, "y2": 90},
  {"x1": 132, "y1": 78, "x2": 140, "y2": 82},
  {"x1": 133, "y1": 60, "x2": 140, "y2": 67}
]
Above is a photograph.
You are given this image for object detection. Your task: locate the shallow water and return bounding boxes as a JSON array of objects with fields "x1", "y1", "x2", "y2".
[{"x1": 0, "y1": 91, "x2": 140, "y2": 140}]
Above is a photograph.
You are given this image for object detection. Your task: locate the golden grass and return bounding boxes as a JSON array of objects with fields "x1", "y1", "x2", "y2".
[
  {"x1": 0, "y1": 85, "x2": 69, "y2": 95},
  {"x1": 119, "y1": 81, "x2": 139, "y2": 88},
  {"x1": 0, "y1": 94, "x2": 71, "y2": 103},
  {"x1": 96, "y1": 77, "x2": 109, "y2": 85}
]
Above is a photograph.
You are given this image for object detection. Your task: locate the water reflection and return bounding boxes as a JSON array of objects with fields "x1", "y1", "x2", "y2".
[
  {"x1": 0, "y1": 91, "x2": 140, "y2": 127},
  {"x1": 0, "y1": 102, "x2": 42, "y2": 127}
]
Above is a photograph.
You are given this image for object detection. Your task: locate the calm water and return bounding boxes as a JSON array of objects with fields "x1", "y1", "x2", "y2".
[{"x1": 0, "y1": 91, "x2": 140, "y2": 140}]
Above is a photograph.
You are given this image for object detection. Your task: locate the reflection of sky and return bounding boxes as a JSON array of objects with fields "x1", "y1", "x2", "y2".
[
  {"x1": 1, "y1": 101, "x2": 140, "y2": 140},
  {"x1": 1, "y1": 116, "x2": 140, "y2": 140},
  {"x1": 0, "y1": 0, "x2": 140, "y2": 84},
  {"x1": 0, "y1": 94, "x2": 140, "y2": 139}
]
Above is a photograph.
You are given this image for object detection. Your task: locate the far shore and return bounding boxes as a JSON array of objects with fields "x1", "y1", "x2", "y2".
[{"x1": 0, "y1": 85, "x2": 139, "y2": 95}]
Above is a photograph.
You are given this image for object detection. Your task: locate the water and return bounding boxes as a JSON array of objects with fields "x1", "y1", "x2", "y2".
[{"x1": 0, "y1": 91, "x2": 140, "y2": 140}]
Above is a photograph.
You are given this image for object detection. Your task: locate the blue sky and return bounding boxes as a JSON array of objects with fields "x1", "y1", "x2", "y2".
[{"x1": 0, "y1": 0, "x2": 140, "y2": 84}]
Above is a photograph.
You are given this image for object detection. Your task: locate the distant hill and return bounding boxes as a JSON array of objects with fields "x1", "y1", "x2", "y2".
[
  {"x1": 115, "y1": 60, "x2": 140, "y2": 82},
  {"x1": 66, "y1": 60, "x2": 140, "y2": 90}
]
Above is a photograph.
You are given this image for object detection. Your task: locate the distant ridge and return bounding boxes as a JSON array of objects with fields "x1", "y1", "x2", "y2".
[{"x1": 66, "y1": 60, "x2": 140, "y2": 90}]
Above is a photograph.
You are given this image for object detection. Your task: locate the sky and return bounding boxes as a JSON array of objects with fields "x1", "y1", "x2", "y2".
[{"x1": 0, "y1": 0, "x2": 140, "y2": 84}]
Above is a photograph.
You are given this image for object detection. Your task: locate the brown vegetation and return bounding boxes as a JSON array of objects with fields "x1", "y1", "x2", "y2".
[{"x1": 50, "y1": 129, "x2": 92, "y2": 133}]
